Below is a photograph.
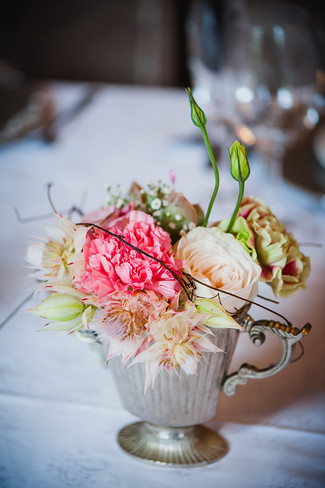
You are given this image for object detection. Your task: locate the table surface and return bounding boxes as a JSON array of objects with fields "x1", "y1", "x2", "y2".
[{"x1": 0, "y1": 82, "x2": 325, "y2": 488}]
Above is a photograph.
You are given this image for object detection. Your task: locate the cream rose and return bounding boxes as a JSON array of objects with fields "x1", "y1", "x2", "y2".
[{"x1": 174, "y1": 227, "x2": 261, "y2": 313}]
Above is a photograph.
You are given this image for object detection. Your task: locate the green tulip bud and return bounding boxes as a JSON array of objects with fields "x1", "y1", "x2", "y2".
[
  {"x1": 229, "y1": 141, "x2": 250, "y2": 183},
  {"x1": 186, "y1": 88, "x2": 207, "y2": 129},
  {"x1": 226, "y1": 141, "x2": 251, "y2": 233},
  {"x1": 186, "y1": 87, "x2": 220, "y2": 226}
]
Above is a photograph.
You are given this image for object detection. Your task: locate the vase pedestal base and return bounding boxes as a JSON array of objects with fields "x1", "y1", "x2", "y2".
[{"x1": 117, "y1": 421, "x2": 229, "y2": 466}]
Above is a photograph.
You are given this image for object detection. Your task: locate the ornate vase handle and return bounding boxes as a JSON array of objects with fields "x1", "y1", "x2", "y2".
[{"x1": 222, "y1": 314, "x2": 311, "y2": 397}]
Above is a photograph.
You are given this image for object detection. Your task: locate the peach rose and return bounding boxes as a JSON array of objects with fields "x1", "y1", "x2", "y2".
[{"x1": 174, "y1": 226, "x2": 261, "y2": 313}]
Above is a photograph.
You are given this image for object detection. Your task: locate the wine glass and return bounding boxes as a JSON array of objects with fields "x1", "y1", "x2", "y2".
[{"x1": 187, "y1": 1, "x2": 324, "y2": 212}]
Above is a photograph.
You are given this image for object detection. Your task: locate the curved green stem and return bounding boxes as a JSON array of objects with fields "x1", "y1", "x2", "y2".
[
  {"x1": 226, "y1": 181, "x2": 244, "y2": 233},
  {"x1": 202, "y1": 128, "x2": 219, "y2": 227}
]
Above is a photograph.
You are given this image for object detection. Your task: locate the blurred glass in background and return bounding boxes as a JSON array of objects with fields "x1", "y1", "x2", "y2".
[{"x1": 186, "y1": 0, "x2": 325, "y2": 194}]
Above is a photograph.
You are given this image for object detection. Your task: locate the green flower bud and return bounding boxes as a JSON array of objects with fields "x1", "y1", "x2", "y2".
[
  {"x1": 186, "y1": 88, "x2": 207, "y2": 129},
  {"x1": 194, "y1": 298, "x2": 242, "y2": 329},
  {"x1": 229, "y1": 141, "x2": 250, "y2": 183},
  {"x1": 30, "y1": 293, "x2": 85, "y2": 322}
]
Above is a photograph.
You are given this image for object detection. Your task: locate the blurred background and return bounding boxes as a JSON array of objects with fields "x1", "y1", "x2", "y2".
[
  {"x1": 0, "y1": 0, "x2": 324, "y2": 193},
  {"x1": 0, "y1": 0, "x2": 323, "y2": 85},
  {"x1": 0, "y1": 0, "x2": 189, "y2": 86}
]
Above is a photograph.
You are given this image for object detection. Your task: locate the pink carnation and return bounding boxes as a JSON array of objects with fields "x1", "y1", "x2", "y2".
[{"x1": 75, "y1": 210, "x2": 183, "y2": 301}]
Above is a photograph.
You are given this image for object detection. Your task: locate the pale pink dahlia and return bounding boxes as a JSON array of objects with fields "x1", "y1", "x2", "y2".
[
  {"x1": 91, "y1": 290, "x2": 168, "y2": 363},
  {"x1": 74, "y1": 210, "x2": 183, "y2": 301},
  {"x1": 132, "y1": 306, "x2": 221, "y2": 392}
]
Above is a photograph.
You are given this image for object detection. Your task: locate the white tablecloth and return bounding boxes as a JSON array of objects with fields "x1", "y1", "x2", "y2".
[{"x1": 0, "y1": 83, "x2": 324, "y2": 487}]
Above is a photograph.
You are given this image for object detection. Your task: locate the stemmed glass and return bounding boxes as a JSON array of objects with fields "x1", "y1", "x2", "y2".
[{"x1": 187, "y1": 1, "x2": 324, "y2": 211}]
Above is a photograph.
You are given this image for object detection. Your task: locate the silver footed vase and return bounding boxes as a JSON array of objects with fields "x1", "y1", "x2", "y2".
[
  {"x1": 109, "y1": 325, "x2": 236, "y2": 466},
  {"x1": 93, "y1": 307, "x2": 310, "y2": 467}
]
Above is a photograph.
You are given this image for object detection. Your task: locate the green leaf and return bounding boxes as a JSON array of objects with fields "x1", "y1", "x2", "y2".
[{"x1": 219, "y1": 217, "x2": 257, "y2": 260}]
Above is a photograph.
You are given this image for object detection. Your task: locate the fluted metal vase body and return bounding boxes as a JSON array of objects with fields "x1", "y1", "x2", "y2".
[
  {"x1": 78, "y1": 302, "x2": 309, "y2": 465},
  {"x1": 110, "y1": 327, "x2": 239, "y2": 465}
]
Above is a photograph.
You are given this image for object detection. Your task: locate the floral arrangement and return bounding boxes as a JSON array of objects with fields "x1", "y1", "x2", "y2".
[{"x1": 27, "y1": 90, "x2": 310, "y2": 391}]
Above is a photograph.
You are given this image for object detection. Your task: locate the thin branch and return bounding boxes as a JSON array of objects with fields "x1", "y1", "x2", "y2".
[
  {"x1": 185, "y1": 274, "x2": 291, "y2": 326},
  {"x1": 14, "y1": 183, "x2": 85, "y2": 223},
  {"x1": 256, "y1": 294, "x2": 279, "y2": 304},
  {"x1": 46, "y1": 183, "x2": 58, "y2": 214},
  {"x1": 14, "y1": 206, "x2": 84, "y2": 223},
  {"x1": 14, "y1": 207, "x2": 57, "y2": 223},
  {"x1": 77, "y1": 223, "x2": 291, "y2": 324},
  {"x1": 0, "y1": 292, "x2": 34, "y2": 331}
]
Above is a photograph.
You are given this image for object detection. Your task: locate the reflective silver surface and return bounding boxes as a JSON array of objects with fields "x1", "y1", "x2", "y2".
[
  {"x1": 110, "y1": 326, "x2": 238, "y2": 466},
  {"x1": 109, "y1": 309, "x2": 311, "y2": 466},
  {"x1": 118, "y1": 422, "x2": 229, "y2": 466},
  {"x1": 110, "y1": 327, "x2": 239, "y2": 427},
  {"x1": 223, "y1": 316, "x2": 312, "y2": 396}
]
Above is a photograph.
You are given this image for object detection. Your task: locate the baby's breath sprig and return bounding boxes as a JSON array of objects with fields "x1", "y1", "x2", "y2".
[
  {"x1": 128, "y1": 181, "x2": 203, "y2": 244},
  {"x1": 106, "y1": 184, "x2": 129, "y2": 208}
]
